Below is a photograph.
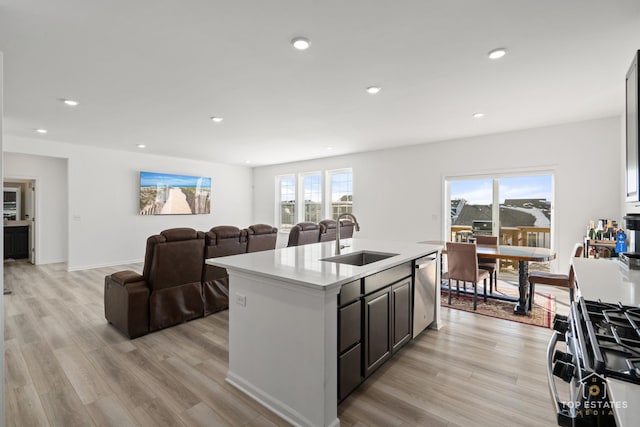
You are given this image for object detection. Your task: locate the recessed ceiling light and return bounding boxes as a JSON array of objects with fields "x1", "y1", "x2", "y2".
[
  {"x1": 488, "y1": 48, "x2": 507, "y2": 60},
  {"x1": 472, "y1": 112, "x2": 485, "y2": 118},
  {"x1": 366, "y1": 86, "x2": 381, "y2": 94},
  {"x1": 137, "y1": 144, "x2": 146, "y2": 149},
  {"x1": 35, "y1": 129, "x2": 48, "y2": 134},
  {"x1": 62, "y1": 99, "x2": 79, "y2": 106},
  {"x1": 327, "y1": 146, "x2": 334, "y2": 151},
  {"x1": 210, "y1": 116, "x2": 224, "y2": 123},
  {"x1": 245, "y1": 160, "x2": 252, "y2": 164},
  {"x1": 291, "y1": 37, "x2": 310, "y2": 50}
]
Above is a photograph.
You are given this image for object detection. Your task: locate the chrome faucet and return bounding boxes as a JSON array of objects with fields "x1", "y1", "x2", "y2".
[{"x1": 335, "y1": 213, "x2": 361, "y2": 255}]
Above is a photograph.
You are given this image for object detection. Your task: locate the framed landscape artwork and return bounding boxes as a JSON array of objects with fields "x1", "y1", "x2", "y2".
[{"x1": 139, "y1": 171, "x2": 211, "y2": 215}]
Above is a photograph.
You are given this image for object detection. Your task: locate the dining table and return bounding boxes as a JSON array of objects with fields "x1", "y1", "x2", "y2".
[{"x1": 421, "y1": 241, "x2": 556, "y2": 315}]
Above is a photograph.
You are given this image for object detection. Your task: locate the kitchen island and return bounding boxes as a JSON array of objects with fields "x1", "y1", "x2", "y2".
[{"x1": 208, "y1": 238, "x2": 442, "y2": 427}]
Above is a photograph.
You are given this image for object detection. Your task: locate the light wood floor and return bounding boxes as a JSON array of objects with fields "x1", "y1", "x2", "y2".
[{"x1": 4, "y1": 260, "x2": 563, "y2": 426}]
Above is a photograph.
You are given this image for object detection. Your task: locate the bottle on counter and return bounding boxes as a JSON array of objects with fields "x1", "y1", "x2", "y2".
[{"x1": 616, "y1": 229, "x2": 628, "y2": 253}]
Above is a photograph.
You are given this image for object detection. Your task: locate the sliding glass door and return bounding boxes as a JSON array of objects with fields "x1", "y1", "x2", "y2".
[{"x1": 447, "y1": 173, "x2": 553, "y2": 274}]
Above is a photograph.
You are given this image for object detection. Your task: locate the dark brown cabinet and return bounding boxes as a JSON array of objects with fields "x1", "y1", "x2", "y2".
[
  {"x1": 4, "y1": 226, "x2": 29, "y2": 259},
  {"x1": 626, "y1": 50, "x2": 639, "y2": 201},
  {"x1": 339, "y1": 300, "x2": 361, "y2": 353},
  {"x1": 338, "y1": 280, "x2": 363, "y2": 401},
  {"x1": 391, "y1": 278, "x2": 412, "y2": 351},
  {"x1": 364, "y1": 286, "x2": 392, "y2": 376},
  {"x1": 337, "y1": 262, "x2": 414, "y2": 402},
  {"x1": 363, "y1": 277, "x2": 412, "y2": 377},
  {"x1": 338, "y1": 343, "x2": 361, "y2": 401}
]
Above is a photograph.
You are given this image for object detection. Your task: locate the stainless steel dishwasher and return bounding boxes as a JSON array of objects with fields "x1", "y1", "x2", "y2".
[{"x1": 413, "y1": 253, "x2": 439, "y2": 338}]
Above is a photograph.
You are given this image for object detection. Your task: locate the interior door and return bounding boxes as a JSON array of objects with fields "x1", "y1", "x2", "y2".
[{"x1": 27, "y1": 181, "x2": 35, "y2": 264}]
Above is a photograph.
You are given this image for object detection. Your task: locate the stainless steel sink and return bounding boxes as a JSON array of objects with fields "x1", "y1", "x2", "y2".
[{"x1": 320, "y1": 250, "x2": 398, "y2": 266}]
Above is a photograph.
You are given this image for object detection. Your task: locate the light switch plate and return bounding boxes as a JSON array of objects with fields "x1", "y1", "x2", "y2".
[{"x1": 236, "y1": 293, "x2": 246, "y2": 307}]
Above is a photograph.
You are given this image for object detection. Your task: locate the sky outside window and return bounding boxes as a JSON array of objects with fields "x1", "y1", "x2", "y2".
[
  {"x1": 331, "y1": 172, "x2": 352, "y2": 201},
  {"x1": 450, "y1": 179, "x2": 492, "y2": 204},
  {"x1": 280, "y1": 177, "x2": 295, "y2": 202},
  {"x1": 451, "y1": 176, "x2": 551, "y2": 204},
  {"x1": 304, "y1": 175, "x2": 322, "y2": 202},
  {"x1": 304, "y1": 174, "x2": 322, "y2": 222},
  {"x1": 498, "y1": 176, "x2": 552, "y2": 203}
]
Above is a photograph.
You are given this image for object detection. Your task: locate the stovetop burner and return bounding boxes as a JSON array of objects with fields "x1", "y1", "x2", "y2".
[
  {"x1": 579, "y1": 299, "x2": 640, "y2": 384},
  {"x1": 628, "y1": 358, "x2": 640, "y2": 378}
]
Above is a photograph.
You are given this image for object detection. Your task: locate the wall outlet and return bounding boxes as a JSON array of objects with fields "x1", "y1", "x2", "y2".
[{"x1": 236, "y1": 293, "x2": 246, "y2": 307}]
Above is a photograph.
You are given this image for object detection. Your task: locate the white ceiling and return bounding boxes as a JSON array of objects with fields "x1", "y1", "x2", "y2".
[{"x1": 1, "y1": 0, "x2": 639, "y2": 166}]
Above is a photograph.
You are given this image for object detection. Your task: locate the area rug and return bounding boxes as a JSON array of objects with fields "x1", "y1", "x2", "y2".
[{"x1": 441, "y1": 284, "x2": 555, "y2": 328}]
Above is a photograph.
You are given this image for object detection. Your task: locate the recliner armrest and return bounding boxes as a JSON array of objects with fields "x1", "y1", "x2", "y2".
[
  {"x1": 104, "y1": 273, "x2": 150, "y2": 338},
  {"x1": 109, "y1": 270, "x2": 144, "y2": 286}
]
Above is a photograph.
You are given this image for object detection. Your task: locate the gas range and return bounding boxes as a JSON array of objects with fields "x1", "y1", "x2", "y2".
[
  {"x1": 548, "y1": 297, "x2": 639, "y2": 426},
  {"x1": 580, "y1": 300, "x2": 640, "y2": 382}
]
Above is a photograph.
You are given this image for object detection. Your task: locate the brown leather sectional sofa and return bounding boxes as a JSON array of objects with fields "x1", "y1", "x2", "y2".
[
  {"x1": 104, "y1": 224, "x2": 277, "y2": 338},
  {"x1": 287, "y1": 219, "x2": 355, "y2": 247}
]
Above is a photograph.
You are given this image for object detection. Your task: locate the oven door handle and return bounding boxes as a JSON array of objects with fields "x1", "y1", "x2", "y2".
[{"x1": 546, "y1": 331, "x2": 574, "y2": 427}]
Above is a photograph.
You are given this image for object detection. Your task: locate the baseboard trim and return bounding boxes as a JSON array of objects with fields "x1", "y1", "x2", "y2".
[
  {"x1": 67, "y1": 259, "x2": 143, "y2": 272},
  {"x1": 226, "y1": 371, "x2": 339, "y2": 427}
]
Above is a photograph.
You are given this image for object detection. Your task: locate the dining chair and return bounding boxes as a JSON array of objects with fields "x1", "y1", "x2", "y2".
[
  {"x1": 474, "y1": 235, "x2": 498, "y2": 293},
  {"x1": 446, "y1": 242, "x2": 490, "y2": 310},
  {"x1": 527, "y1": 243, "x2": 584, "y2": 310}
]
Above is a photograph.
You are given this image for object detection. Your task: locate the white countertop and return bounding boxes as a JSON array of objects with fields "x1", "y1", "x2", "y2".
[
  {"x1": 207, "y1": 238, "x2": 442, "y2": 290},
  {"x1": 573, "y1": 257, "x2": 640, "y2": 306},
  {"x1": 3, "y1": 220, "x2": 30, "y2": 227},
  {"x1": 607, "y1": 377, "x2": 639, "y2": 427},
  {"x1": 572, "y1": 257, "x2": 640, "y2": 426}
]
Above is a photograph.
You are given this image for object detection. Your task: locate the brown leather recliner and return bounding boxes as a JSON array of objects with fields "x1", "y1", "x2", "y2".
[
  {"x1": 319, "y1": 219, "x2": 355, "y2": 242},
  {"x1": 104, "y1": 270, "x2": 149, "y2": 338},
  {"x1": 287, "y1": 222, "x2": 321, "y2": 246},
  {"x1": 104, "y1": 227, "x2": 206, "y2": 338},
  {"x1": 203, "y1": 226, "x2": 248, "y2": 315},
  {"x1": 246, "y1": 224, "x2": 278, "y2": 252},
  {"x1": 339, "y1": 220, "x2": 355, "y2": 239},
  {"x1": 319, "y1": 219, "x2": 337, "y2": 242}
]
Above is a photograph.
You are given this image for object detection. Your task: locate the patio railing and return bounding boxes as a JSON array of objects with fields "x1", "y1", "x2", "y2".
[
  {"x1": 450, "y1": 225, "x2": 551, "y2": 275},
  {"x1": 451, "y1": 225, "x2": 551, "y2": 249}
]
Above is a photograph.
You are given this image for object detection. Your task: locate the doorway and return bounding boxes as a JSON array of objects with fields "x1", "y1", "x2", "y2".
[{"x1": 3, "y1": 178, "x2": 36, "y2": 264}]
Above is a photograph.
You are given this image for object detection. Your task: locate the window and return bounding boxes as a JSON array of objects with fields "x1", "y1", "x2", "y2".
[
  {"x1": 278, "y1": 175, "x2": 296, "y2": 231},
  {"x1": 328, "y1": 169, "x2": 353, "y2": 219},
  {"x1": 303, "y1": 174, "x2": 322, "y2": 223},
  {"x1": 276, "y1": 168, "x2": 353, "y2": 230}
]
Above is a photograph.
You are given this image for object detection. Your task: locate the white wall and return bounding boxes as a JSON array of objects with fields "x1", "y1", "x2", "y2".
[
  {"x1": 3, "y1": 136, "x2": 254, "y2": 270},
  {"x1": 253, "y1": 116, "x2": 623, "y2": 271},
  {"x1": 4, "y1": 153, "x2": 68, "y2": 264}
]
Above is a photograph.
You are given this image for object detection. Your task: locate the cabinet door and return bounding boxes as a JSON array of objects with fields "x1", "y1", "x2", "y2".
[
  {"x1": 4, "y1": 229, "x2": 15, "y2": 259},
  {"x1": 392, "y1": 278, "x2": 412, "y2": 352},
  {"x1": 4, "y1": 227, "x2": 29, "y2": 259},
  {"x1": 338, "y1": 343, "x2": 362, "y2": 401},
  {"x1": 364, "y1": 287, "x2": 391, "y2": 377},
  {"x1": 339, "y1": 299, "x2": 362, "y2": 353},
  {"x1": 15, "y1": 227, "x2": 29, "y2": 259}
]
